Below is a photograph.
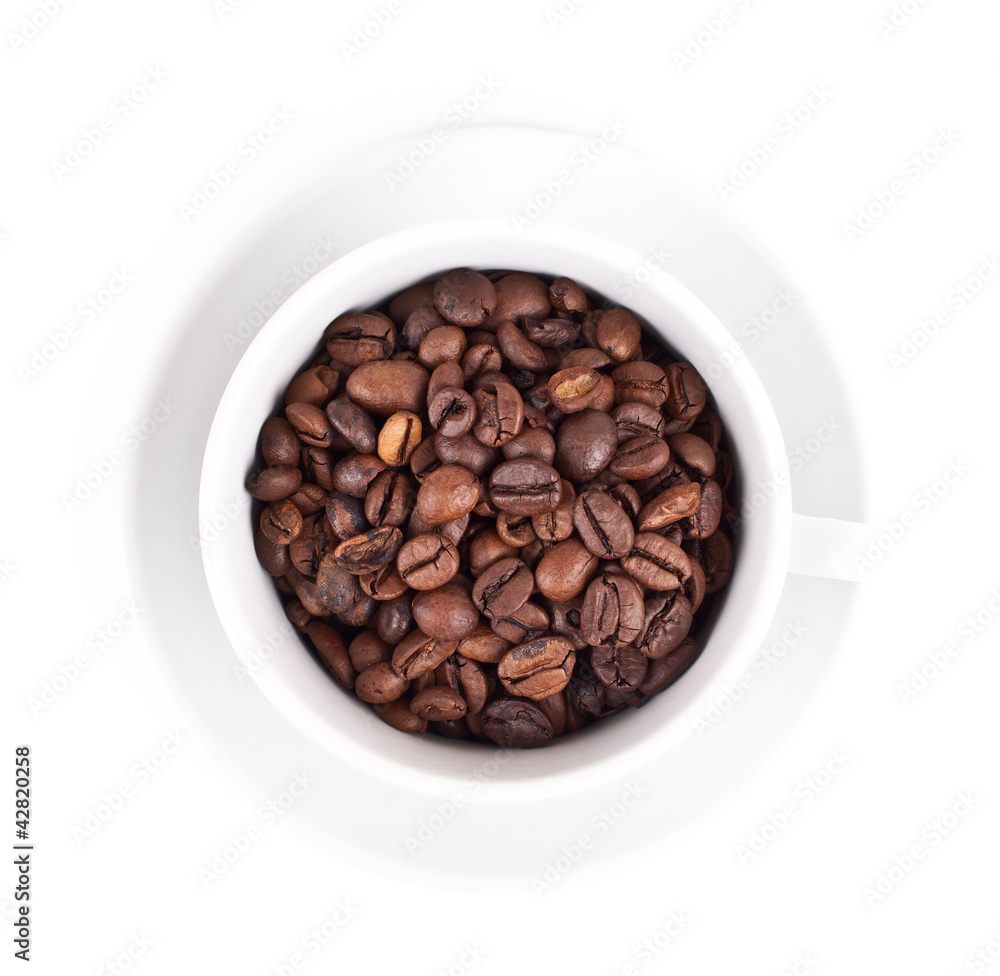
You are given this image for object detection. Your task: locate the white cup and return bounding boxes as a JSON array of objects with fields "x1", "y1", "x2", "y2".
[{"x1": 200, "y1": 218, "x2": 862, "y2": 803}]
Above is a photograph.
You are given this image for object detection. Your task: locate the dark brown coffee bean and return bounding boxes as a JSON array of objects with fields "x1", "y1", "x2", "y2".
[
  {"x1": 376, "y1": 593, "x2": 413, "y2": 644},
  {"x1": 581, "y1": 573, "x2": 645, "y2": 649},
  {"x1": 322, "y1": 491, "x2": 366, "y2": 541},
  {"x1": 640, "y1": 637, "x2": 700, "y2": 695},
  {"x1": 285, "y1": 365, "x2": 339, "y2": 407},
  {"x1": 285, "y1": 566, "x2": 329, "y2": 617},
  {"x1": 501, "y1": 427, "x2": 556, "y2": 465},
  {"x1": 288, "y1": 482, "x2": 327, "y2": 516},
  {"x1": 359, "y1": 562, "x2": 407, "y2": 600},
  {"x1": 434, "y1": 269, "x2": 497, "y2": 327},
  {"x1": 608, "y1": 483, "x2": 641, "y2": 520},
  {"x1": 315, "y1": 553, "x2": 362, "y2": 613},
  {"x1": 373, "y1": 699, "x2": 428, "y2": 733},
  {"x1": 324, "y1": 312, "x2": 395, "y2": 366},
  {"x1": 481, "y1": 698, "x2": 554, "y2": 748},
  {"x1": 495, "y1": 511, "x2": 536, "y2": 548},
  {"x1": 591, "y1": 307, "x2": 642, "y2": 362},
  {"x1": 260, "y1": 499, "x2": 302, "y2": 545},
  {"x1": 255, "y1": 528, "x2": 291, "y2": 576},
  {"x1": 377, "y1": 411, "x2": 422, "y2": 466},
  {"x1": 555, "y1": 409, "x2": 617, "y2": 482},
  {"x1": 409, "y1": 437, "x2": 443, "y2": 485},
  {"x1": 461, "y1": 344, "x2": 504, "y2": 384},
  {"x1": 591, "y1": 642, "x2": 647, "y2": 692},
  {"x1": 573, "y1": 489, "x2": 635, "y2": 559},
  {"x1": 349, "y1": 631, "x2": 393, "y2": 672},
  {"x1": 489, "y1": 459, "x2": 563, "y2": 516},
  {"x1": 331, "y1": 452, "x2": 387, "y2": 499},
  {"x1": 547, "y1": 366, "x2": 604, "y2": 413},
  {"x1": 285, "y1": 401, "x2": 333, "y2": 448},
  {"x1": 681, "y1": 479, "x2": 723, "y2": 540},
  {"x1": 288, "y1": 515, "x2": 336, "y2": 575},
  {"x1": 472, "y1": 557, "x2": 533, "y2": 620},
  {"x1": 690, "y1": 408, "x2": 723, "y2": 452},
  {"x1": 609, "y1": 435, "x2": 672, "y2": 480},
  {"x1": 560, "y1": 348, "x2": 609, "y2": 370},
  {"x1": 417, "y1": 325, "x2": 467, "y2": 368},
  {"x1": 428, "y1": 387, "x2": 476, "y2": 438},
  {"x1": 412, "y1": 583, "x2": 479, "y2": 640},
  {"x1": 284, "y1": 599, "x2": 312, "y2": 631},
  {"x1": 392, "y1": 630, "x2": 459, "y2": 679},
  {"x1": 388, "y1": 282, "x2": 434, "y2": 326},
  {"x1": 701, "y1": 531, "x2": 734, "y2": 593},
  {"x1": 356, "y1": 658, "x2": 413, "y2": 702},
  {"x1": 426, "y1": 360, "x2": 465, "y2": 407},
  {"x1": 546, "y1": 597, "x2": 588, "y2": 650},
  {"x1": 363, "y1": 469, "x2": 412, "y2": 528},
  {"x1": 345, "y1": 360, "x2": 429, "y2": 416},
  {"x1": 496, "y1": 321, "x2": 547, "y2": 372},
  {"x1": 637, "y1": 483, "x2": 701, "y2": 530},
  {"x1": 637, "y1": 592, "x2": 694, "y2": 659},
  {"x1": 334, "y1": 526, "x2": 403, "y2": 575},
  {"x1": 664, "y1": 363, "x2": 707, "y2": 421},
  {"x1": 410, "y1": 686, "x2": 467, "y2": 721},
  {"x1": 622, "y1": 533, "x2": 692, "y2": 591},
  {"x1": 260, "y1": 417, "x2": 301, "y2": 467},
  {"x1": 686, "y1": 558, "x2": 706, "y2": 612},
  {"x1": 246, "y1": 465, "x2": 302, "y2": 501},
  {"x1": 433, "y1": 431, "x2": 498, "y2": 478},
  {"x1": 468, "y1": 528, "x2": 519, "y2": 575},
  {"x1": 490, "y1": 272, "x2": 551, "y2": 322},
  {"x1": 549, "y1": 276, "x2": 588, "y2": 314},
  {"x1": 472, "y1": 382, "x2": 524, "y2": 447},
  {"x1": 498, "y1": 636, "x2": 575, "y2": 700},
  {"x1": 325, "y1": 399, "x2": 378, "y2": 454},
  {"x1": 435, "y1": 655, "x2": 488, "y2": 715},
  {"x1": 536, "y1": 689, "x2": 567, "y2": 737},
  {"x1": 612, "y1": 362, "x2": 666, "y2": 407},
  {"x1": 532, "y1": 480, "x2": 576, "y2": 542},
  {"x1": 490, "y1": 601, "x2": 550, "y2": 645},
  {"x1": 415, "y1": 464, "x2": 480, "y2": 524},
  {"x1": 396, "y1": 533, "x2": 460, "y2": 590},
  {"x1": 668, "y1": 433, "x2": 716, "y2": 478},
  {"x1": 305, "y1": 621, "x2": 355, "y2": 689},
  {"x1": 535, "y1": 539, "x2": 598, "y2": 600},
  {"x1": 610, "y1": 402, "x2": 665, "y2": 443},
  {"x1": 522, "y1": 317, "x2": 580, "y2": 348},
  {"x1": 457, "y1": 624, "x2": 511, "y2": 665}
]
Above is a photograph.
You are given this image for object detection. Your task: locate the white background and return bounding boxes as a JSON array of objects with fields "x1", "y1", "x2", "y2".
[{"x1": 4, "y1": 0, "x2": 1000, "y2": 974}]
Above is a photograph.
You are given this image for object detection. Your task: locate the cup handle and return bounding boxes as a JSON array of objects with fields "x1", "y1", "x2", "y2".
[{"x1": 788, "y1": 513, "x2": 872, "y2": 583}]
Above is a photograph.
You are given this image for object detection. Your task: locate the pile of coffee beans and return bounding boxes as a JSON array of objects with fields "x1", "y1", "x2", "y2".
[{"x1": 247, "y1": 268, "x2": 737, "y2": 749}]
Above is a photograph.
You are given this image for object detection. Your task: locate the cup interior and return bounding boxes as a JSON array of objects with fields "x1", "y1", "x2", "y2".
[{"x1": 200, "y1": 218, "x2": 792, "y2": 802}]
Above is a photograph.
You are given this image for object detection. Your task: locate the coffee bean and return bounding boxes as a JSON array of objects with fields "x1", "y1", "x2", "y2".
[
  {"x1": 331, "y1": 452, "x2": 387, "y2": 498},
  {"x1": 468, "y1": 528, "x2": 519, "y2": 575},
  {"x1": 285, "y1": 365, "x2": 339, "y2": 407},
  {"x1": 392, "y1": 630, "x2": 459, "y2": 679},
  {"x1": 490, "y1": 601, "x2": 550, "y2": 645},
  {"x1": 412, "y1": 583, "x2": 480, "y2": 640},
  {"x1": 546, "y1": 596, "x2": 588, "y2": 650},
  {"x1": 609, "y1": 435, "x2": 672, "y2": 480},
  {"x1": 639, "y1": 637, "x2": 700, "y2": 695},
  {"x1": 435, "y1": 655, "x2": 488, "y2": 715},
  {"x1": 349, "y1": 631, "x2": 392, "y2": 672},
  {"x1": 377, "y1": 411, "x2": 422, "y2": 466},
  {"x1": 255, "y1": 528, "x2": 291, "y2": 576},
  {"x1": 315, "y1": 553, "x2": 363, "y2": 614},
  {"x1": 373, "y1": 699, "x2": 428, "y2": 733},
  {"x1": 323, "y1": 491, "x2": 366, "y2": 541},
  {"x1": 535, "y1": 539, "x2": 598, "y2": 600},
  {"x1": 637, "y1": 592, "x2": 693, "y2": 659},
  {"x1": 581, "y1": 573, "x2": 645, "y2": 649},
  {"x1": 547, "y1": 366, "x2": 604, "y2": 413},
  {"x1": 286, "y1": 566, "x2": 330, "y2": 618},
  {"x1": 247, "y1": 465, "x2": 302, "y2": 501},
  {"x1": 491, "y1": 272, "x2": 551, "y2": 322},
  {"x1": 324, "y1": 312, "x2": 395, "y2": 366},
  {"x1": 637, "y1": 483, "x2": 701, "y2": 530},
  {"x1": 376, "y1": 593, "x2": 413, "y2": 644},
  {"x1": 668, "y1": 433, "x2": 716, "y2": 478},
  {"x1": 300, "y1": 447, "x2": 336, "y2": 490},
  {"x1": 261, "y1": 417, "x2": 302, "y2": 467},
  {"x1": 434, "y1": 431, "x2": 498, "y2": 477},
  {"x1": 428, "y1": 387, "x2": 476, "y2": 438},
  {"x1": 501, "y1": 427, "x2": 556, "y2": 465},
  {"x1": 434, "y1": 269, "x2": 497, "y2": 327},
  {"x1": 685, "y1": 559, "x2": 706, "y2": 612},
  {"x1": 355, "y1": 660, "x2": 410, "y2": 703},
  {"x1": 288, "y1": 482, "x2": 328, "y2": 516},
  {"x1": 573, "y1": 489, "x2": 635, "y2": 559},
  {"x1": 410, "y1": 686, "x2": 467, "y2": 721},
  {"x1": 359, "y1": 562, "x2": 408, "y2": 601},
  {"x1": 664, "y1": 362, "x2": 707, "y2": 421},
  {"x1": 612, "y1": 362, "x2": 666, "y2": 408},
  {"x1": 285, "y1": 402, "x2": 333, "y2": 448},
  {"x1": 560, "y1": 348, "x2": 609, "y2": 370},
  {"x1": 622, "y1": 533, "x2": 692, "y2": 591},
  {"x1": 489, "y1": 458, "x2": 563, "y2": 516},
  {"x1": 418, "y1": 325, "x2": 467, "y2": 369},
  {"x1": 472, "y1": 382, "x2": 525, "y2": 447},
  {"x1": 495, "y1": 511, "x2": 537, "y2": 548},
  {"x1": 611, "y1": 402, "x2": 665, "y2": 443},
  {"x1": 701, "y1": 530, "x2": 734, "y2": 593},
  {"x1": 325, "y1": 399, "x2": 378, "y2": 454},
  {"x1": 388, "y1": 282, "x2": 435, "y2": 327},
  {"x1": 592, "y1": 307, "x2": 642, "y2": 362},
  {"x1": 415, "y1": 464, "x2": 480, "y2": 524},
  {"x1": 288, "y1": 515, "x2": 336, "y2": 575},
  {"x1": 536, "y1": 690, "x2": 567, "y2": 737},
  {"x1": 497, "y1": 636, "x2": 575, "y2": 701},
  {"x1": 681, "y1": 479, "x2": 722, "y2": 540},
  {"x1": 591, "y1": 642, "x2": 647, "y2": 692},
  {"x1": 363, "y1": 469, "x2": 413, "y2": 528},
  {"x1": 481, "y1": 698, "x2": 554, "y2": 748},
  {"x1": 345, "y1": 360, "x2": 429, "y2": 416},
  {"x1": 472, "y1": 557, "x2": 534, "y2": 619},
  {"x1": 496, "y1": 321, "x2": 547, "y2": 373},
  {"x1": 305, "y1": 621, "x2": 355, "y2": 689},
  {"x1": 396, "y1": 533, "x2": 460, "y2": 590},
  {"x1": 555, "y1": 409, "x2": 617, "y2": 482},
  {"x1": 260, "y1": 499, "x2": 303, "y2": 545},
  {"x1": 334, "y1": 526, "x2": 403, "y2": 575},
  {"x1": 457, "y1": 624, "x2": 511, "y2": 664},
  {"x1": 532, "y1": 480, "x2": 576, "y2": 543},
  {"x1": 522, "y1": 317, "x2": 580, "y2": 348}
]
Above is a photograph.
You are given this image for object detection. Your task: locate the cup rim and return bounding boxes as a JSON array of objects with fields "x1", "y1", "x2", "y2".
[{"x1": 200, "y1": 217, "x2": 793, "y2": 802}]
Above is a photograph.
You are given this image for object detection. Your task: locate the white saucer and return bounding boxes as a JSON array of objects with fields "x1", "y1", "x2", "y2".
[{"x1": 127, "y1": 126, "x2": 866, "y2": 888}]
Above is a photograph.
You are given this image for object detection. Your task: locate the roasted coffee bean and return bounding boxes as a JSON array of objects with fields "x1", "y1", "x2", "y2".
[
  {"x1": 685, "y1": 559, "x2": 706, "y2": 612},
  {"x1": 428, "y1": 387, "x2": 476, "y2": 438},
  {"x1": 388, "y1": 282, "x2": 434, "y2": 326},
  {"x1": 611, "y1": 402, "x2": 665, "y2": 443},
  {"x1": 355, "y1": 660, "x2": 410, "y2": 703},
  {"x1": 568, "y1": 673, "x2": 605, "y2": 716},
  {"x1": 376, "y1": 593, "x2": 413, "y2": 644},
  {"x1": 364, "y1": 469, "x2": 413, "y2": 528},
  {"x1": 345, "y1": 360, "x2": 429, "y2": 416},
  {"x1": 412, "y1": 583, "x2": 479, "y2": 640},
  {"x1": 490, "y1": 272, "x2": 551, "y2": 322},
  {"x1": 417, "y1": 325, "x2": 467, "y2": 368},
  {"x1": 581, "y1": 573, "x2": 645, "y2": 649},
  {"x1": 591, "y1": 642, "x2": 647, "y2": 692},
  {"x1": 255, "y1": 528, "x2": 291, "y2": 576},
  {"x1": 637, "y1": 592, "x2": 693, "y2": 659},
  {"x1": 498, "y1": 636, "x2": 575, "y2": 700},
  {"x1": 535, "y1": 539, "x2": 598, "y2": 600},
  {"x1": 435, "y1": 655, "x2": 488, "y2": 715},
  {"x1": 472, "y1": 382, "x2": 524, "y2": 447},
  {"x1": 491, "y1": 601, "x2": 550, "y2": 645},
  {"x1": 410, "y1": 686, "x2": 467, "y2": 721},
  {"x1": 457, "y1": 624, "x2": 511, "y2": 664},
  {"x1": 496, "y1": 511, "x2": 537, "y2": 547},
  {"x1": 325, "y1": 399, "x2": 378, "y2": 454},
  {"x1": 261, "y1": 417, "x2": 302, "y2": 467},
  {"x1": 637, "y1": 483, "x2": 701, "y2": 530},
  {"x1": 434, "y1": 268, "x2": 497, "y2": 327},
  {"x1": 472, "y1": 557, "x2": 534, "y2": 619},
  {"x1": 501, "y1": 427, "x2": 556, "y2": 465},
  {"x1": 284, "y1": 599, "x2": 312, "y2": 632},
  {"x1": 609, "y1": 483, "x2": 641, "y2": 520},
  {"x1": 396, "y1": 533, "x2": 460, "y2": 590},
  {"x1": 392, "y1": 630, "x2": 459, "y2": 679},
  {"x1": 591, "y1": 307, "x2": 642, "y2": 362},
  {"x1": 348, "y1": 631, "x2": 392, "y2": 672},
  {"x1": 561, "y1": 348, "x2": 610, "y2": 370},
  {"x1": 285, "y1": 365, "x2": 339, "y2": 407},
  {"x1": 315, "y1": 553, "x2": 363, "y2": 614},
  {"x1": 462, "y1": 344, "x2": 504, "y2": 384},
  {"x1": 547, "y1": 366, "x2": 604, "y2": 413},
  {"x1": 305, "y1": 622, "x2": 355, "y2": 689},
  {"x1": 481, "y1": 698, "x2": 554, "y2": 748},
  {"x1": 288, "y1": 515, "x2": 336, "y2": 575},
  {"x1": 546, "y1": 597, "x2": 588, "y2": 650},
  {"x1": 336, "y1": 589, "x2": 378, "y2": 627},
  {"x1": 247, "y1": 465, "x2": 302, "y2": 501},
  {"x1": 639, "y1": 637, "x2": 700, "y2": 695},
  {"x1": 288, "y1": 482, "x2": 328, "y2": 516},
  {"x1": 359, "y1": 562, "x2": 408, "y2": 600},
  {"x1": 622, "y1": 533, "x2": 692, "y2": 591},
  {"x1": 373, "y1": 699, "x2": 428, "y2": 733},
  {"x1": 285, "y1": 401, "x2": 333, "y2": 448},
  {"x1": 535, "y1": 689, "x2": 567, "y2": 737},
  {"x1": 325, "y1": 312, "x2": 395, "y2": 366},
  {"x1": 377, "y1": 411, "x2": 422, "y2": 466},
  {"x1": 468, "y1": 528, "x2": 519, "y2": 576},
  {"x1": 406, "y1": 438, "x2": 440, "y2": 484},
  {"x1": 610, "y1": 435, "x2": 672, "y2": 480},
  {"x1": 668, "y1": 433, "x2": 716, "y2": 478},
  {"x1": 334, "y1": 526, "x2": 403, "y2": 575},
  {"x1": 612, "y1": 362, "x2": 666, "y2": 408},
  {"x1": 496, "y1": 321, "x2": 547, "y2": 373},
  {"x1": 402, "y1": 307, "x2": 447, "y2": 352},
  {"x1": 681, "y1": 479, "x2": 723, "y2": 540},
  {"x1": 434, "y1": 431, "x2": 498, "y2": 477},
  {"x1": 664, "y1": 362, "x2": 707, "y2": 421},
  {"x1": 331, "y1": 452, "x2": 387, "y2": 498},
  {"x1": 415, "y1": 464, "x2": 480, "y2": 524},
  {"x1": 573, "y1": 489, "x2": 635, "y2": 559},
  {"x1": 260, "y1": 499, "x2": 303, "y2": 545},
  {"x1": 555, "y1": 409, "x2": 617, "y2": 482},
  {"x1": 532, "y1": 480, "x2": 576, "y2": 543},
  {"x1": 300, "y1": 447, "x2": 336, "y2": 490},
  {"x1": 701, "y1": 530, "x2": 734, "y2": 593},
  {"x1": 325, "y1": 491, "x2": 368, "y2": 540},
  {"x1": 549, "y1": 276, "x2": 588, "y2": 314},
  {"x1": 522, "y1": 316, "x2": 580, "y2": 348},
  {"x1": 489, "y1": 458, "x2": 563, "y2": 516},
  {"x1": 285, "y1": 566, "x2": 329, "y2": 617}
]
